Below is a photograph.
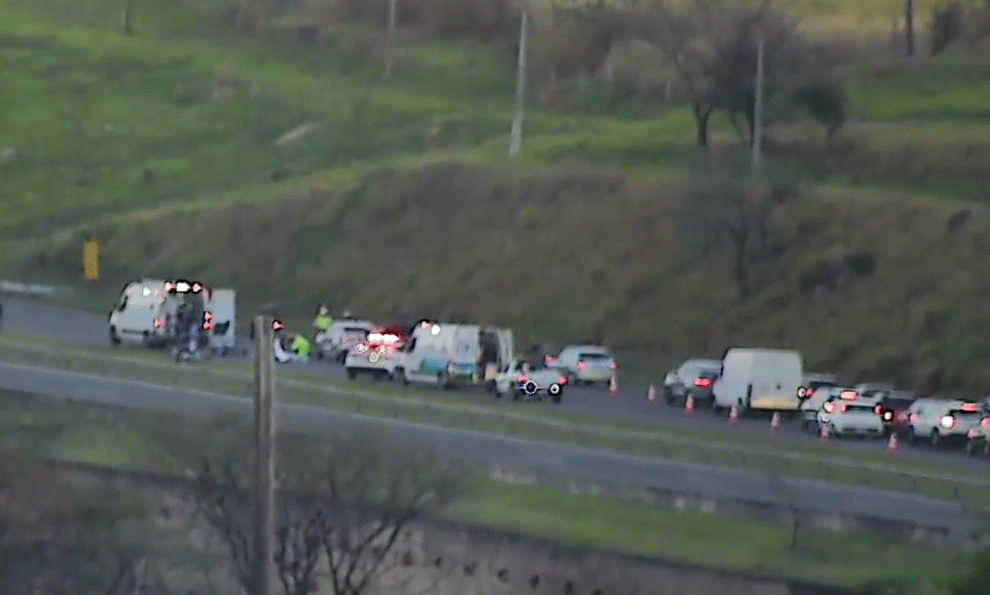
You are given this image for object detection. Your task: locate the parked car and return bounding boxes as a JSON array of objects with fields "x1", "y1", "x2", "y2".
[
  {"x1": 797, "y1": 373, "x2": 841, "y2": 400},
  {"x1": 817, "y1": 398, "x2": 885, "y2": 438},
  {"x1": 964, "y1": 416, "x2": 990, "y2": 457},
  {"x1": 554, "y1": 345, "x2": 617, "y2": 385},
  {"x1": 314, "y1": 319, "x2": 375, "y2": 363},
  {"x1": 663, "y1": 358, "x2": 721, "y2": 406},
  {"x1": 906, "y1": 398, "x2": 984, "y2": 448},
  {"x1": 877, "y1": 391, "x2": 917, "y2": 435},
  {"x1": 800, "y1": 386, "x2": 857, "y2": 430},
  {"x1": 491, "y1": 360, "x2": 567, "y2": 403}
]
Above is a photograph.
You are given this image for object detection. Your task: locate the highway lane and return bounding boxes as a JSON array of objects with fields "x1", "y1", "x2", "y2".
[
  {"x1": 0, "y1": 359, "x2": 978, "y2": 534},
  {"x1": 3, "y1": 296, "x2": 990, "y2": 470}
]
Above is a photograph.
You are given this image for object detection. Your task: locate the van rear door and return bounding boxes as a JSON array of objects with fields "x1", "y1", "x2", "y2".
[{"x1": 208, "y1": 289, "x2": 236, "y2": 351}]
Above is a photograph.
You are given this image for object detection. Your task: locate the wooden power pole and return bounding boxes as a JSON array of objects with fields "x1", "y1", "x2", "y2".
[
  {"x1": 253, "y1": 315, "x2": 276, "y2": 595},
  {"x1": 508, "y1": 8, "x2": 529, "y2": 156}
]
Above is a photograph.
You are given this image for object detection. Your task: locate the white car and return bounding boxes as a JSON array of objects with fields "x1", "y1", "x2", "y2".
[
  {"x1": 800, "y1": 386, "x2": 856, "y2": 430},
  {"x1": 553, "y1": 345, "x2": 616, "y2": 385},
  {"x1": 906, "y1": 398, "x2": 984, "y2": 448},
  {"x1": 817, "y1": 398, "x2": 885, "y2": 437},
  {"x1": 314, "y1": 319, "x2": 375, "y2": 363},
  {"x1": 491, "y1": 361, "x2": 567, "y2": 403},
  {"x1": 344, "y1": 328, "x2": 407, "y2": 381},
  {"x1": 663, "y1": 358, "x2": 721, "y2": 406}
]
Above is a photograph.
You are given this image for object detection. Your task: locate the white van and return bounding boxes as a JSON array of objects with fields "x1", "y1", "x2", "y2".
[
  {"x1": 396, "y1": 321, "x2": 513, "y2": 389},
  {"x1": 108, "y1": 279, "x2": 236, "y2": 353},
  {"x1": 712, "y1": 348, "x2": 804, "y2": 414}
]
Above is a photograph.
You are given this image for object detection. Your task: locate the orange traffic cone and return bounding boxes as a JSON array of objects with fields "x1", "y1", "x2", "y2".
[
  {"x1": 728, "y1": 405, "x2": 739, "y2": 425},
  {"x1": 685, "y1": 394, "x2": 695, "y2": 416},
  {"x1": 608, "y1": 375, "x2": 617, "y2": 399},
  {"x1": 646, "y1": 385, "x2": 657, "y2": 407},
  {"x1": 887, "y1": 432, "x2": 898, "y2": 455},
  {"x1": 770, "y1": 412, "x2": 781, "y2": 434},
  {"x1": 819, "y1": 423, "x2": 829, "y2": 443}
]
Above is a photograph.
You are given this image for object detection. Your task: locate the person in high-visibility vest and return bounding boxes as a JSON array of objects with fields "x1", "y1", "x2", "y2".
[
  {"x1": 313, "y1": 305, "x2": 333, "y2": 333},
  {"x1": 291, "y1": 332, "x2": 312, "y2": 360}
]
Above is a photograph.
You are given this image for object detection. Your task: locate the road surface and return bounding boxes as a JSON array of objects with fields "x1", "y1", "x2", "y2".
[
  {"x1": 2, "y1": 296, "x2": 988, "y2": 470},
  {"x1": 0, "y1": 359, "x2": 978, "y2": 535}
]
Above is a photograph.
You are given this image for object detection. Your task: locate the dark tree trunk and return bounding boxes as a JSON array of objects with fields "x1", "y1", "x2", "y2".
[{"x1": 693, "y1": 106, "x2": 712, "y2": 147}]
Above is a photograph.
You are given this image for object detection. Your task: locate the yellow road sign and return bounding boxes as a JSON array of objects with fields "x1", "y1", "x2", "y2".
[{"x1": 83, "y1": 239, "x2": 99, "y2": 281}]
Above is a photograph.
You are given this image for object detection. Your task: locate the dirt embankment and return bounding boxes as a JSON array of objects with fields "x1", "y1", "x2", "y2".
[{"x1": 11, "y1": 161, "x2": 990, "y2": 392}]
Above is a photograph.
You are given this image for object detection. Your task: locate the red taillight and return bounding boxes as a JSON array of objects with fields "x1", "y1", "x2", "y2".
[
  {"x1": 840, "y1": 390, "x2": 857, "y2": 400},
  {"x1": 982, "y1": 418, "x2": 990, "y2": 427},
  {"x1": 577, "y1": 361, "x2": 586, "y2": 370},
  {"x1": 545, "y1": 355, "x2": 555, "y2": 365},
  {"x1": 874, "y1": 405, "x2": 882, "y2": 414},
  {"x1": 824, "y1": 401, "x2": 834, "y2": 413},
  {"x1": 694, "y1": 378, "x2": 712, "y2": 387},
  {"x1": 962, "y1": 403, "x2": 979, "y2": 412},
  {"x1": 518, "y1": 375, "x2": 528, "y2": 383},
  {"x1": 273, "y1": 320, "x2": 284, "y2": 331},
  {"x1": 559, "y1": 376, "x2": 567, "y2": 385},
  {"x1": 609, "y1": 361, "x2": 617, "y2": 371},
  {"x1": 910, "y1": 413, "x2": 919, "y2": 423},
  {"x1": 839, "y1": 404, "x2": 849, "y2": 412},
  {"x1": 153, "y1": 318, "x2": 162, "y2": 328}
]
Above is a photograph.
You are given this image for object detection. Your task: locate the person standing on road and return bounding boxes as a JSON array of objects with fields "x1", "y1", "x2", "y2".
[{"x1": 313, "y1": 305, "x2": 333, "y2": 333}]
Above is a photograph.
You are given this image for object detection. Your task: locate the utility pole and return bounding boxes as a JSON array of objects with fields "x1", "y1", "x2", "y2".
[
  {"x1": 508, "y1": 8, "x2": 529, "y2": 156},
  {"x1": 751, "y1": 33, "x2": 765, "y2": 172},
  {"x1": 253, "y1": 315, "x2": 276, "y2": 595},
  {"x1": 383, "y1": 0, "x2": 399, "y2": 81},
  {"x1": 905, "y1": 0, "x2": 915, "y2": 56}
]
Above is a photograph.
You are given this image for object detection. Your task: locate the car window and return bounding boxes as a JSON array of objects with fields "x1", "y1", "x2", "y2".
[
  {"x1": 579, "y1": 352, "x2": 611, "y2": 361},
  {"x1": 847, "y1": 404, "x2": 875, "y2": 412},
  {"x1": 950, "y1": 409, "x2": 982, "y2": 420},
  {"x1": 343, "y1": 327, "x2": 368, "y2": 335}
]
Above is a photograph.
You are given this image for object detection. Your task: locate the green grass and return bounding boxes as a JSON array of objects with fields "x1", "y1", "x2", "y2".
[
  {"x1": 4, "y1": 1, "x2": 990, "y2": 408},
  {"x1": 5, "y1": 333, "x2": 990, "y2": 508},
  {"x1": 0, "y1": 389, "x2": 971, "y2": 594}
]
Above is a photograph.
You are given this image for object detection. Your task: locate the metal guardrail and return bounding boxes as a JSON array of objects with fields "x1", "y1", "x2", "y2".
[
  {"x1": 0, "y1": 279, "x2": 73, "y2": 297},
  {"x1": 2, "y1": 339, "x2": 990, "y2": 504}
]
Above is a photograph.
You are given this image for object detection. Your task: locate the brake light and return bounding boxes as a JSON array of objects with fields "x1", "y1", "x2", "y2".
[
  {"x1": 823, "y1": 401, "x2": 834, "y2": 413},
  {"x1": 874, "y1": 404, "x2": 882, "y2": 414},
  {"x1": 839, "y1": 404, "x2": 849, "y2": 413},
  {"x1": 962, "y1": 403, "x2": 979, "y2": 412},
  {"x1": 153, "y1": 318, "x2": 162, "y2": 329},
  {"x1": 694, "y1": 377, "x2": 712, "y2": 387},
  {"x1": 941, "y1": 415, "x2": 955, "y2": 429},
  {"x1": 518, "y1": 375, "x2": 528, "y2": 383},
  {"x1": 910, "y1": 413, "x2": 919, "y2": 423},
  {"x1": 609, "y1": 361, "x2": 617, "y2": 371},
  {"x1": 577, "y1": 361, "x2": 586, "y2": 370},
  {"x1": 545, "y1": 355, "x2": 555, "y2": 365},
  {"x1": 559, "y1": 376, "x2": 567, "y2": 385},
  {"x1": 840, "y1": 390, "x2": 857, "y2": 400},
  {"x1": 982, "y1": 418, "x2": 990, "y2": 427}
]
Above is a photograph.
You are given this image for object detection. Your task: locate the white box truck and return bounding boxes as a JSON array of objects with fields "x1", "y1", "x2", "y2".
[{"x1": 712, "y1": 348, "x2": 804, "y2": 414}]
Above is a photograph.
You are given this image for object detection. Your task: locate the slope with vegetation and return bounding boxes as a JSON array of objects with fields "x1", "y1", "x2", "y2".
[{"x1": 3, "y1": 0, "x2": 990, "y2": 392}]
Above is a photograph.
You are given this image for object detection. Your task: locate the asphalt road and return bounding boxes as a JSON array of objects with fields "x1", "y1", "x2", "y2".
[
  {"x1": 0, "y1": 359, "x2": 978, "y2": 534},
  {"x1": 3, "y1": 297, "x2": 988, "y2": 471}
]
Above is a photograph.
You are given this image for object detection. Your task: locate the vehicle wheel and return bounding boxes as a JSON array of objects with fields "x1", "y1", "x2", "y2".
[
  {"x1": 109, "y1": 326, "x2": 121, "y2": 346},
  {"x1": 966, "y1": 439, "x2": 978, "y2": 457},
  {"x1": 487, "y1": 381, "x2": 497, "y2": 394},
  {"x1": 799, "y1": 418, "x2": 809, "y2": 431},
  {"x1": 908, "y1": 429, "x2": 918, "y2": 445},
  {"x1": 983, "y1": 441, "x2": 990, "y2": 459},
  {"x1": 315, "y1": 351, "x2": 324, "y2": 361},
  {"x1": 829, "y1": 424, "x2": 839, "y2": 438},
  {"x1": 398, "y1": 369, "x2": 409, "y2": 386},
  {"x1": 930, "y1": 431, "x2": 941, "y2": 449},
  {"x1": 552, "y1": 390, "x2": 562, "y2": 405},
  {"x1": 548, "y1": 383, "x2": 563, "y2": 404},
  {"x1": 663, "y1": 387, "x2": 674, "y2": 405},
  {"x1": 346, "y1": 368, "x2": 357, "y2": 380}
]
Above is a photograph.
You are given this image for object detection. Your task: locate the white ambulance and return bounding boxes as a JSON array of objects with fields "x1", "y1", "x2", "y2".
[{"x1": 395, "y1": 321, "x2": 514, "y2": 389}]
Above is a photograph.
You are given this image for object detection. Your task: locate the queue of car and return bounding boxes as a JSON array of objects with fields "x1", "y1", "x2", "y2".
[{"x1": 662, "y1": 350, "x2": 990, "y2": 458}]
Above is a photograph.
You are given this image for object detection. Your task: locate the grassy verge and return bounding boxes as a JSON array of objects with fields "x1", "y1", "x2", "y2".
[
  {"x1": 0, "y1": 390, "x2": 970, "y2": 594},
  {"x1": 3, "y1": 334, "x2": 990, "y2": 507}
]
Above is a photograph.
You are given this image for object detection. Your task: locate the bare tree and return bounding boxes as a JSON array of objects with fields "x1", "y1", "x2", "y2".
[
  {"x1": 194, "y1": 433, "x2": 466, "y2": 595},
  {"x1": 676, "y1": 153, "x2": 791, "y2": 301},
  {"x1": 627, "y1": 0, "x2": 793, "y2": 146}
]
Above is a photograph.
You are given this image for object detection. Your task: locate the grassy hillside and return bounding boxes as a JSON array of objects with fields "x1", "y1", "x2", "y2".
[{"x1": 3, "y1": 0, "x2": 990, "y2": 391}]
